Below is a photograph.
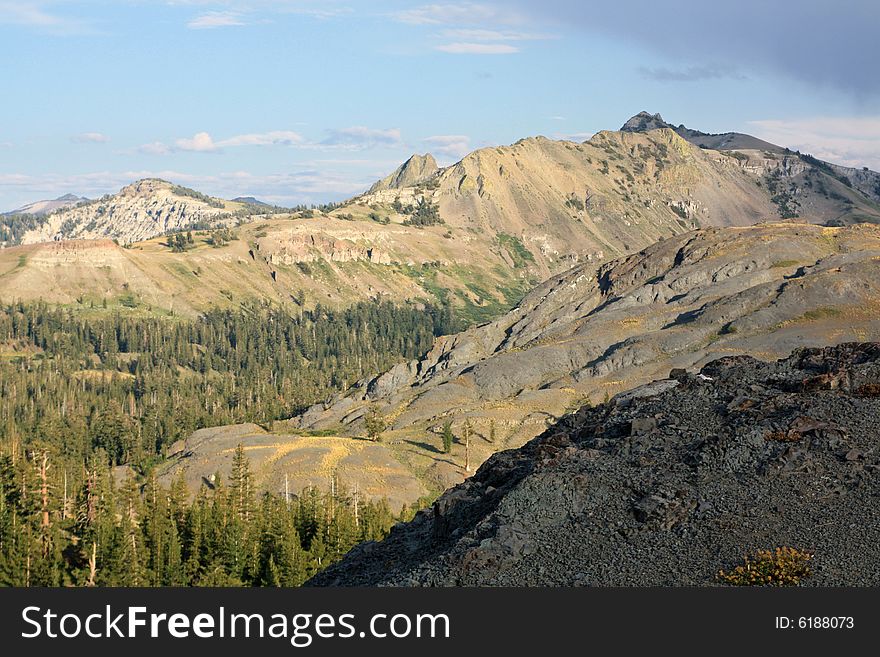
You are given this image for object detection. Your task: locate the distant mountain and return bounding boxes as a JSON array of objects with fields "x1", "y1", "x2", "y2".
[
  {"x1": 233, "y1": 196, "x2": 271, "y2": 207},
  {"x1": 4, "y1": 193, "x2": 88, "y2": 217},
  {"x1": 18, "y1": 179, "x2": 254, "y2": 245},
  {"x1": 6, "y1": 116, "x2": 880, "y2": 323}
]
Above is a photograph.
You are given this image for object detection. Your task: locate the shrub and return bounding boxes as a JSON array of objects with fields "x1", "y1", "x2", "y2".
[
  {"x1": 765, "y1": 430, "x2": 801, "y2": 443},
  {"x1": 719, "y1": 547, "x2": 813, "y2": 586},
  {"x1": 855, "y1": 383, "x2": 880, "y2": 397}
]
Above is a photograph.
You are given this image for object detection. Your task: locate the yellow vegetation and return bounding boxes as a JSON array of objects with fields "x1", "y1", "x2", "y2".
[{"x1": 719, "y1": 547, "x2": 813, "y2": 586}]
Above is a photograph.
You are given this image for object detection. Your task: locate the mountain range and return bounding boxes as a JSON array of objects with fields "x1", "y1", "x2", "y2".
[
  {"x1": 3, "y1": 113, "x2": 879, "y2": 321},
  {"x1": 4, "y1": 112, "x2": 880, "y2": 504}
]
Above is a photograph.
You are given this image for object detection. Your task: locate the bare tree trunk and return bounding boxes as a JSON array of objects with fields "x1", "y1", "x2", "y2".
[
  {"x1": 40, "y1": 451, "x2": 50, "y2": 529},
  {"x1": 88, "y1": 541, "x2": 97, "y2": 586},
  {"x1": 353, "y1": 484, "x2": 360, "y2": 529},
  {"x1": 464, "y1": 421, "x2": 471, "y2": 473}
]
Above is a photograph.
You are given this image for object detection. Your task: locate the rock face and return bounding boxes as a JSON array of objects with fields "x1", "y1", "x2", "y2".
[
  {"x1": 19, "y1": 179, "x2": 244, "y2": 245},
  {"x1": 296, "y1": 223, "x2": 880, "y2": 451},
  {"x1": 368, "y1": 153, "x2": 439, "y2": 192},
  {"x1": 307, "y1": 342, "x2": 880, "y2": 586},
  {"x1": 261, "y1": 232, "x2": 392, "y2": 265}
]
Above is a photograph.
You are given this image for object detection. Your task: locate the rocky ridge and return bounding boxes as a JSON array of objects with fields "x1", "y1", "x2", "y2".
[
  {"x1": 295, "y1": 223, "x2": 880, "y2": 469},
  {"x1": 308, "y1": 342, "x2": 880, "y2": 586},
  {"x1": 19, "y1": 179, "x2": 257, "y2": 245}
]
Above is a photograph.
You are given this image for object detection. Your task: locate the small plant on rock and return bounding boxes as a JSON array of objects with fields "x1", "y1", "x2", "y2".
[{"x1": 718, "y1": 547, "x2": 813, "y2": 586}]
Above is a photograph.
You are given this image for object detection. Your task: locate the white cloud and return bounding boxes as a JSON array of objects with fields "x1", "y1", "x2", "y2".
[
  {"x1": 440, "y1": 28, "x2": 552, "y2": 41},
  {"x1": 139, "y1": 142, "x2": 172, "y2": 155},
  {"x1": 393, "y1": 3, "x2": 511, "y2": 26},
  {"x1": 151, "y1": 130, "x2": 306, "y2": 153},
  {"x1": 748, "y1": 117, "x2": 880, "y2": 171},
  {"x1": 554, "y1": 131, "x2": 594, "y2": 142},
  {"x1": 435, "y1": 42, "x2": 518, "y2": 54},
  {"x1": 423, "y1": 134, "x2": 471, "y2": 160},
  {"x1": 392, "y1": 4, "x2": 550, "y2": 55},
  {"x1": 0, "y1": 167, "x2": 377, "y2": 210},
  {"x1": 322, "y1": 126, "x2": 403, "y2": 149},
  {"x1": 71, "y1": 132, "x2": 110, "y2": 144},
  {"x1": 187, "y1": 11, "x2": 246, "y2": 29},
  {"x1": 0, "y1": 1, "x2": 91, "y2": 35},
  {"x1": 217, "y1": 130, "x2": 304, "y2": 147},
  {"x1": 175, "y1": 132, "x2": 218, "y2": 152}
]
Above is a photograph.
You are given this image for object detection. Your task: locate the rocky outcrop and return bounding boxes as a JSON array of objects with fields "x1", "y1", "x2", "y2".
[
  {"x1": 20, "y1": 179, "x2": 240, "y2": 245},
  {"x1": 307, "y1": 342, "x2": 880, "y2": 586},
  {"x1": 260, "y1": 232, "x2": 392, "y2": 265},
  {"x1": 620, "y1": 111, "x2": 672, "y2": 133},
  {"x1": 621, "y1": 111, "x2": 783, "y2": 152},
  {"x1": 368, "y1": 153, "x2": 439, "y2": 193}
]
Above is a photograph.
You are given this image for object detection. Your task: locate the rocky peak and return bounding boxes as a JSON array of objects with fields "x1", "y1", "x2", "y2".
[
  {"x1": 369, "y1": 153, "x2": 439, "y2": 193},
  {"x1": 119, "y1": 178, "x2": 175, "y2": 198},
  {"x1": 621, "y1": 111, "x2": 673, "y2": 133}
]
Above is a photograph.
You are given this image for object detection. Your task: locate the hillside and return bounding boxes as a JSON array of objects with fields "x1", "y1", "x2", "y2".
[
  {"x1": 293, "y1": 223, "x2": 880, "y2": 493},
  {"x1": 307, "y1": 342, "x2": 880, "y2": 586},
  {"x1": 17, "y1": 179, "x2": 267, "y2": 245}
]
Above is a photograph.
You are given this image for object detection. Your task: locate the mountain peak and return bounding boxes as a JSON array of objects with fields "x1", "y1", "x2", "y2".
[
  {"x1": 621, "y1": 111, "x2": 673, "y2": 133},
  {"x1": 368, "y1": 153, "x2": 439, "y2": 193},
  {"x1": 119, "y1": 178, "x2": 175, "y2": 196}
]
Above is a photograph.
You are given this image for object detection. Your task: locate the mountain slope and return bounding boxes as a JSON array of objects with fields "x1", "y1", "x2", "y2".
[
  {"x1": 368, "y1": 153, "x2": 439, "y2": 192},
  {"x1": 307, "y1": 342, "x2": 880, "y2": 586},
  {"x1": 622, "y1": 111, "x2": 880, "y2": 207},
  {"x1": 294, "y1": 223, "x2": 880, "y2": 493},
  {"x1": 18, "y1": 179, "x2": 261, "y2": 245}
]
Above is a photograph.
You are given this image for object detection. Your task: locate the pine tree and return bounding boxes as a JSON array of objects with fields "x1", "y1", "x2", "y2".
[
  {"x1": 442, "y1": 421, "x2": 454, "y2": 454},
  {"x1": 363, "y1": 405, "x2": 386, "y2": 442}
]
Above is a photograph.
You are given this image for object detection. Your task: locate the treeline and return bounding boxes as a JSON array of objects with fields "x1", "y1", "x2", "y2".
[
  {"x1": 0, "y1": 299, "x2": 454, "y2": 471},
  {"x1": 0, "y1": 444, "x2": 413, "y2": 586}
]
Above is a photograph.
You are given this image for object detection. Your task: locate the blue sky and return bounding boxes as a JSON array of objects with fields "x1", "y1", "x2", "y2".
[{"x1": 1, "y1": 1, "x2": 878, "y2": 210}]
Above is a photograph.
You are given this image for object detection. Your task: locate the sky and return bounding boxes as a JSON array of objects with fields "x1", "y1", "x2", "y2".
[{"x1": 0, "y1": 0, "x2": 878, "y2": 210}]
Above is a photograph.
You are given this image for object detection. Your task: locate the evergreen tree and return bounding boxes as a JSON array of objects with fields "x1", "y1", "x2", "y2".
[{"x1": 442, "y1": 421, "x2": 454, "y2": 454}]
